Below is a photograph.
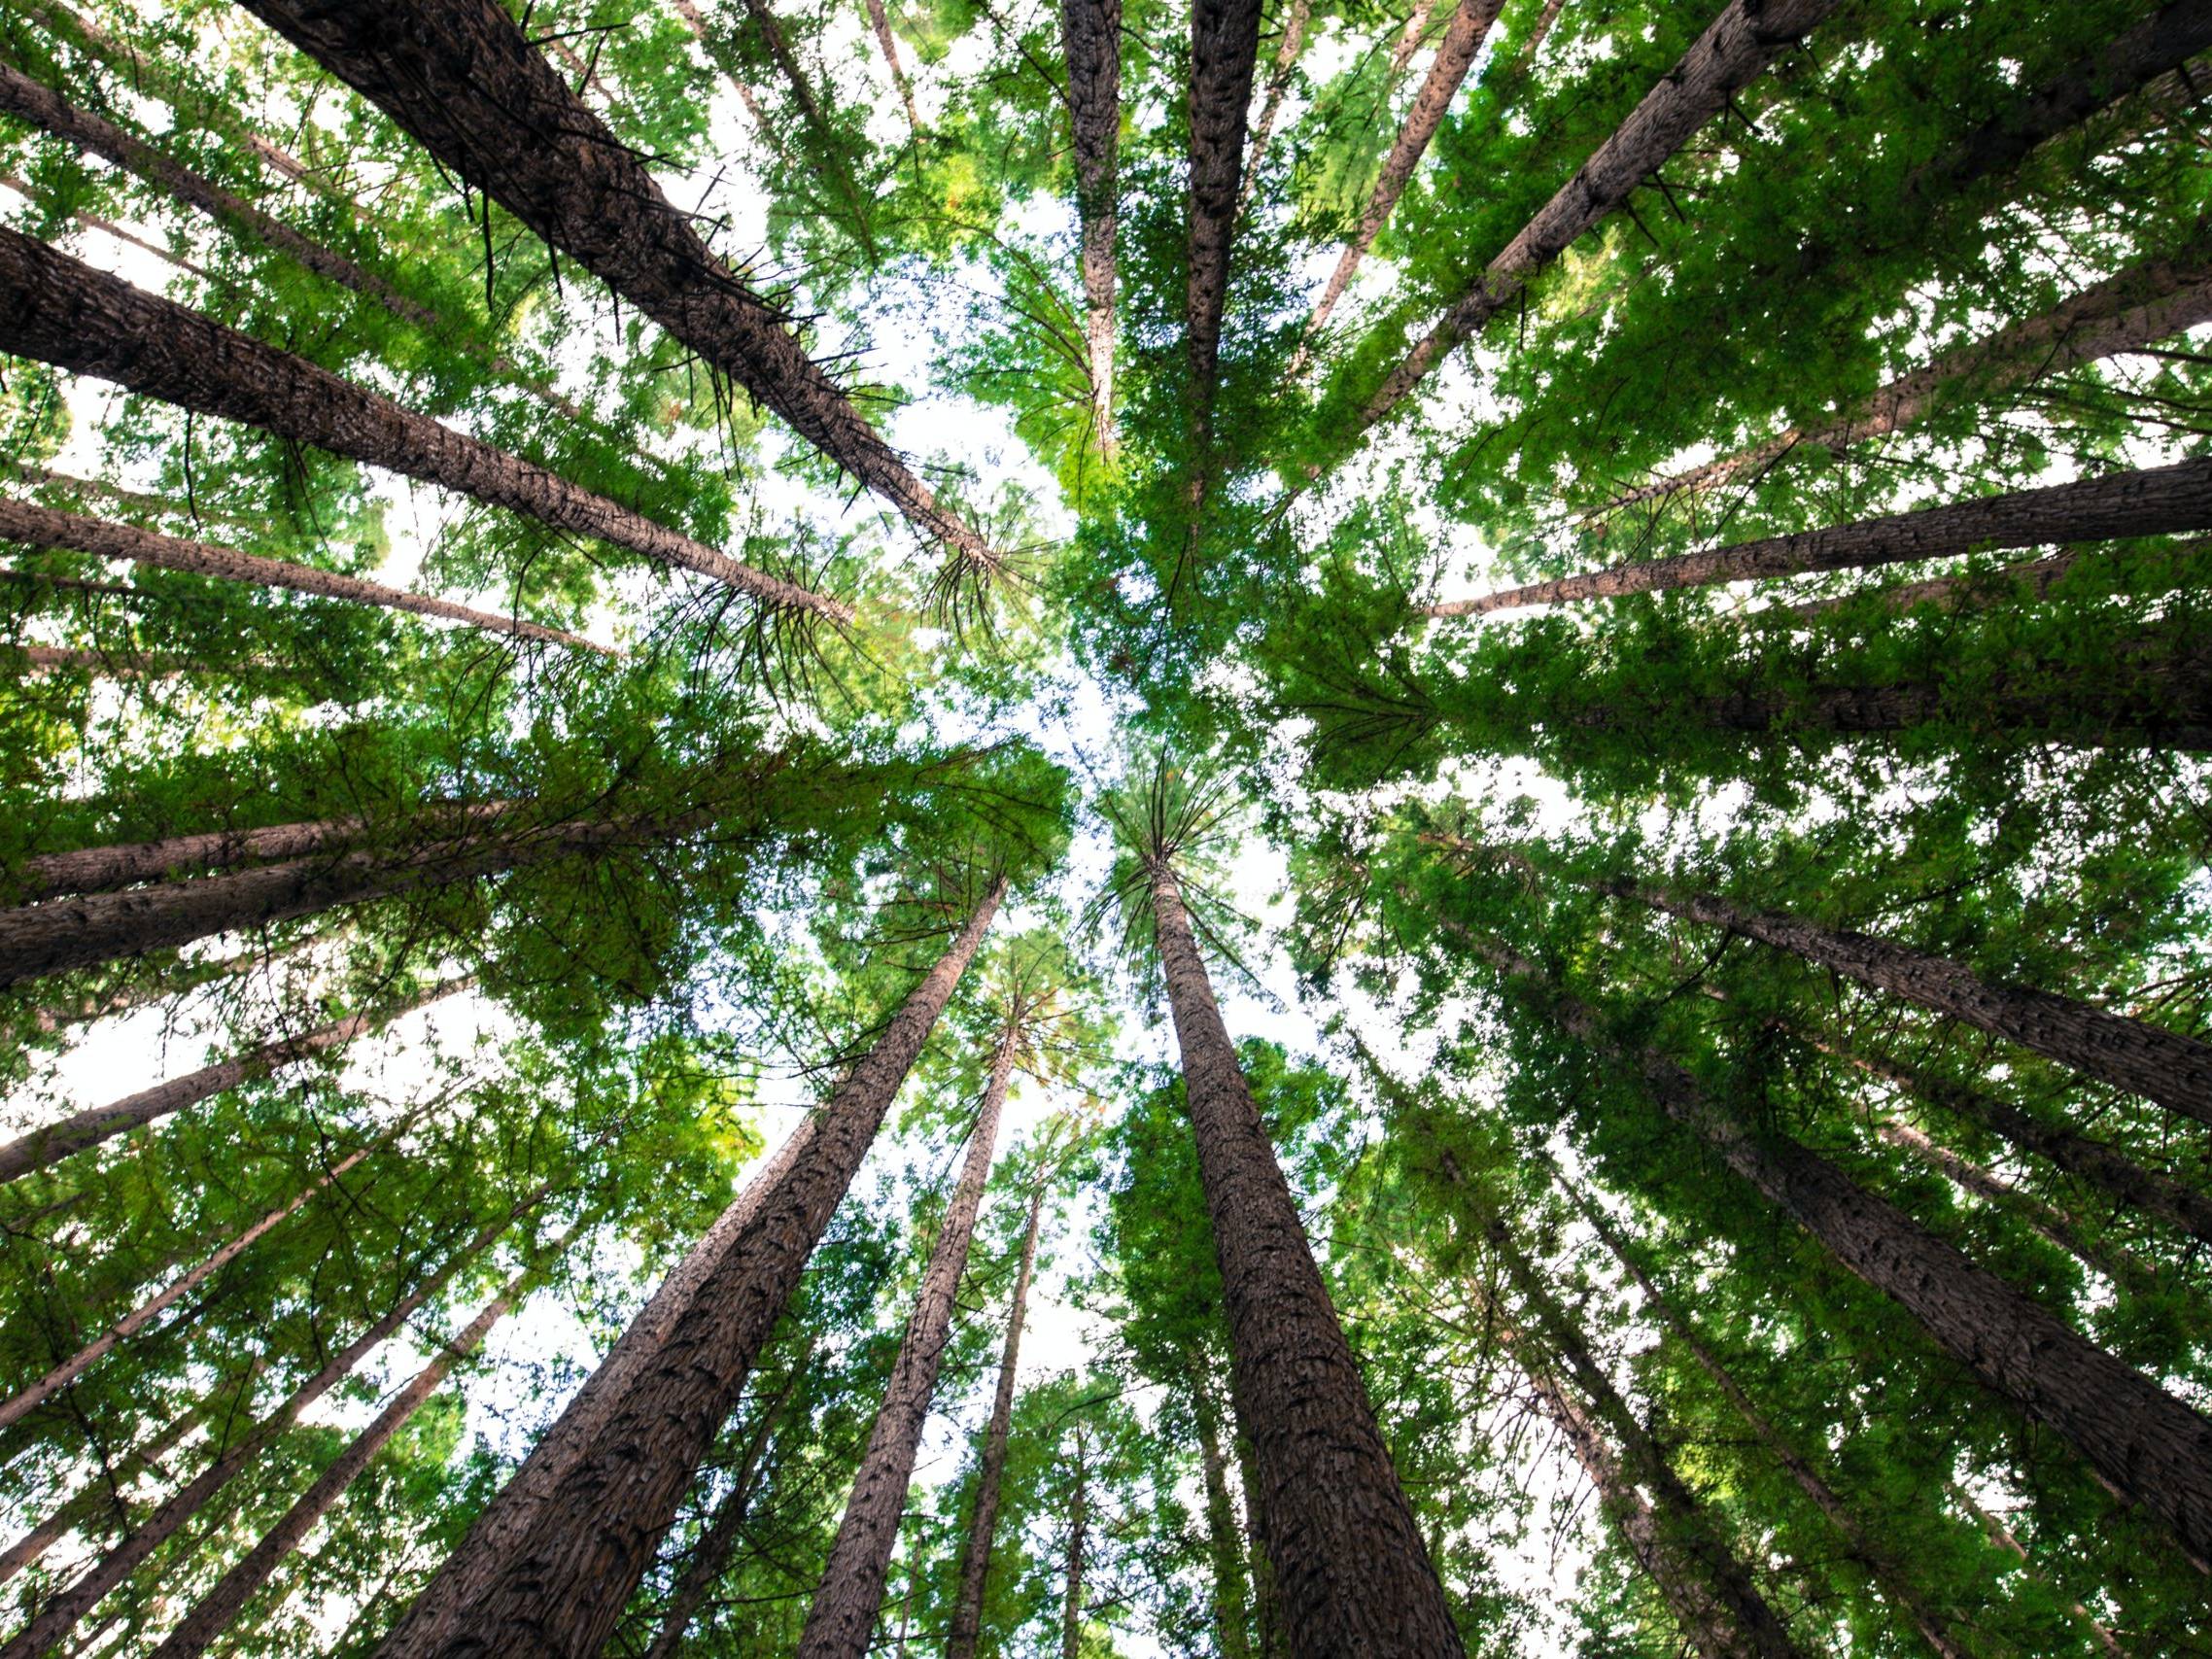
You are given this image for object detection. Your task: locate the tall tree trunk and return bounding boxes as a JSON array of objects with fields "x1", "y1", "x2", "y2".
[
  {"x1": 0, "y1": 978, "x2": 467, "y2": 1186},
  {"x1": 798, "y1": 1022, "x2": 1016, "y2": 1657},
  {"x1": 946, "y1": 1179, "x2": 1048, "y2": 1659},
  {"x1": 1192, "y1": 1372, "x2": 1256, "y2": 1659},
  {"x1": 1616, "y1": 879, "x2": 2212, "y2": 1127},
  {"x1": 1185, "y1": 0, "x2": 1262, "y2": 429},
  {"x1": 376, "y1": 878, "x2": 1005, "y2": 1659},
  {"x1": 1295, "y1": 0, "x2": 1507, "y2": 362},
  {"x1": 861, "y1": 0, "x2": 925, "y2": 136},
  {"x1": 639, "y1": 1344, "x2": 811, "y2": 1659},
  {"x1": 1, "y1": 461, "x2": 259, "y2": 534},
  {"x1": 1235, "y1": 0, "x2": 1312, "y2": 221},
  {"x1": 670, "y1": 0, "x2": 791, "y2": 162},
  {"x1": 235, "y1": 0, "x2": 998, "y2": 567},
  {"x1": 28, "y1": 935, "x2": 299, "y2": 1035},
  {"x1": 1571, "y1": 1185, "x2": 1967, "y2": 1658},
  {"x1": 0, "y1": 1183, "x2": 551, "y2": 1659},
  {"x1": 1145, "y1": 859, "x2": 1460, "y2": 1655},
  {"x1": 1359, "y1": 0, "x2": 1838, "y2": 432},
  {"x1": 1232, "y1": 1429, "x2": 1289, "y2": 1659},
  {"x1": 1391, "y1": 0, "x2": 1443, "y2": 72},
  {"x1": 0, "y1": 500, "x2": 607, "y2": 652},
  {"x1": 1465, "y1": 931, "x2": 2212, "y2": 1574},
  {"x1": 734, "y1": 0, "x2": 883, "y2": 263},
  {"x1": 1596, "y1": 244, "x2": 2212, "y2": 517},
  {"x1": 1948, "y1": 1481, "x2": 2126, "y2": 1656},
  {"x1": 1060, "y1": 0, "x2": 1123, "y2": 453},
  {"x1": 1061, "y1": 1425, "x2": 1089, "y2": 1659},
  {"x1": 0, "y1": 231, "x2": 838, "y2": 618},
  {"x1": 1427, "y1": 455, "x2": 2212, "y2": 618}
]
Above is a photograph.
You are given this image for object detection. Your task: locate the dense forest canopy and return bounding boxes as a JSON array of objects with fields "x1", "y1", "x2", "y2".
[{"x1": 0, "y1": 0, "x2": 2208, "y2": 1652}]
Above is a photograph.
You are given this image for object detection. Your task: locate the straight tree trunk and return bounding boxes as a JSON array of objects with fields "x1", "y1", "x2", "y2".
[
  {"x1": 862, "y1": 0, "x2": 925, "y2": 135},
  {"x1": 1192, "y1": 1373, "x2": 1256, "y2": 1659},
  {"x1": 1235, "y1": 0, "x2": 1312, "y2": 221},
  {"x1": 735, "y1": 0, "x2": 883, "y2": 262},
  {"x1": 1146, "y1": 858, "x2": 1461, "y2": 1655},
  {"x1": 1233, "y1": 1429, "x2": 1289, "y2": 1659},
  {"x1": 1061, "y1": 1426, "x2": 1089, "y2": 1659},
  {"x1": 1948, "y1": 1482, "x2": 2126, "y2": 1656},
  {"x1": 0, "y1": 231, "x2": 838, "y2": 618},
  {"x1": 0, "y1": 976, "x2": 467, "y2": 1185},
  {"x1": 1392, "y1": 0, "x2": 1443, "y2": 71},
  {"x1": 375, "y1": 878, "x2": 1005, "y2": 1659},
  {"x1": 0, "y1": 500, "x2": 607, "y2": 652},
  {"x1": 1359, "y1": 0, "x2": 1839, "y2": 432},
  {"x1": 1, "y1": 461, "x2": 259, "y2": 534},
  {"x1": 1185, "y1": 0, "x2": 1263, "y2": 427},
  {"x1": 235, "y1": 0, "x2": 998, "y2": 566},
  {"x1": 1427, "y1": 454, "x2": 2212, "y2": 618},
  {"x1": 670, "y1": 0, "x2": 794, "y2": 164},
  {"x1": 797, "y1": 1022, "x2": 1016, "y2": 1657},
  {"x1": 1296, "y1": 0, "x2": 1507, "y2": 361},
  {"x1": 1572, "y1": 1186, "x2": 1967, "y2": 1658},
  {"x1": 946, "y1": 1178, "x2": 1049, "y2": 1659},
  {"x1": 1060, "y1": 0, "x2": 1123, "y2": 452},
  {"x1": 30, "y1": 932, "x2": 322, "y2": 1035}
]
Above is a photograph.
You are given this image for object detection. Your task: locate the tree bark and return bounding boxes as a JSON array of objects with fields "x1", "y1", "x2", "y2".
[
  {"x1": 0, "y1": 499, "x2": 607, "y2": 652},
  {"x1": 796, "y1": 1023, "x2": 1017, "y2": 1658},
  {"x1": 1360, "y1": 0, "x2": 1839, "y2": 432},
  {"x1": 735, "y1": 0, "x2": 883, "y2": 263},
  {"x1": 0, "y1": 977, "x2": 467, "y2": 1185},
  {"x1": 862, "y1": 0, "x2": 926, "y2": 135},
  {"x1": 1391, "y1": 0, "x2": 1444, "y2": 72},
  {"x1": 375, "y1": 878, "x2": 1004, "y2": 1659},
  {"x1": 946, "y1": 1178, "x2": 1048, "y2": 1659},
  {"x1": 1185, "y1": 0, "x2": 1262, "y2": 427},
  {"x1": 1620, "y1": 879, "x2": 2212, "y2": 1128},
  {"x1": 234, "y1": 0, "x2": 997, "y2": 566},
  {"x1": 1061, "y1": 1425, "x2": 1088, "y2": 1659},
  {"x1": 1192, "y1": 1372, "x2": 1256, "y2": 1659},
  {"x1": 1233, "y1": 1428, "x2": 1289, "y2": 1659},
  {"x1": 1146, "y1": 859, "x2": 1461, "y2": 1656},
  {"x1": 1235, "y1": 0, "x2": 1312, "y2": 221},
  {"x1": 1428, "y1": 454, "x2": 2212, "y2": 617},
  {"x1": 0, "y1": 231, "x2": 838, "y2": 617},
  {"x1": 1296, "y1": 0, "x2": 1507, "y2": 361},
  {"x1": 1060, "y1": 0, "x2": 1123, "y2": 452}
]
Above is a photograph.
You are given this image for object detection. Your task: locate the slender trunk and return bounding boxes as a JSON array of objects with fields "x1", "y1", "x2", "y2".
[
  {"x1": 1949, "y1": 1482, "x2": 2126, "y2": 1656},
  {"x1": 798, "y1": 1025, "x2": 1017, "y2": 1657},
  {"x1": 1429, "y1": 454, "x2": 2212, "y2": 618},
  {"x1": 0, "y1": 977, "x2": 467, "y2": 1185},
  {"x1": 237, "y1": 0, "x2": 996, "y2": 566},
  {"x1": 862, "y1": 0, "x2": 925, "y2": 135},
  {"x1": 1186, "y1": 0, "x2": 1263, "y2": 429},
  {"x1": 377, "y1": 879, "x2": 1005, "y2": 1659},
  {"x1": 1295, "y1": 0, "x2": 1507, "y2": 361},
  {"x1": 1061, "y1": 1426, "x2": 1088, "y2": 1659},
  {"x1": 0, "y1": 169, "x2": 216, "y2": 284},
  {"x1": 1468, "y1": 933, "x2": 2212, "y2": 1574},
  {"x1": 1192, "y1": 1373, "x2": 1256, "y2": 1659},
  {"x1": 1060, "y1": 0, "x2": 1123, "y2": 453},
  {"x1": 1494, "y1": 0, "x2": 1567, "y2": 92},
  {"x1": 1146, "y1": 860, "x2": 1460, "y2": 1654},
  {"x1": 0, "y1": 1185, "x2": 548, "y2": 1659},
  {"x1": 1232, "y1": 1429, "x2": 1288, "y2": 1659},
  {"x1": 946, "y1": 1180, "x2": 1048, "y2": 1659},
  {"x1": 30, "y1": 932, "x2": 324, "y2": 1035},
  {"x1": 1599, "y1": 245, "x2": 2212, "y2": 516},
  {"x1": 17, "y1": 644, "x2": 203, "y2": 679},
  {"x1": 671, "y1": 0, "x2": 791, "y2": 160},
  {"x1": 1360, "y1": 0, "x2": 1838, "y2": 431},
  {"x1": 0, "y1": 500, "x2": 607, "y2": 652},
  {"x1": 1620, "y1": 879, "x2": 2212, "y2": 1128},
  {"x1": 736, "y1": 0, "x2": 883, "y2": 262},
  {"x1": 1572, "y1": 1188, "x2": 1966, "y2": 1658},
  {"x1": 639, "y1": 1346, "x2": 811, "y2": 1659},
  {"x1": 1786, "y1": 548, "x2": 2096, "y2": 619},
  {"x1": 0, "y1": 231, "x2": 837, "y2": 618},
  {"x1": 0, "y1": 462, "x2": 259, "y2": 534},
  {"x1": 1391, "y1": 0, "x2": 1443, "y2": 71},
  {"x1": 1235, "y1": 0, "x2": 1312, "y2": 221}
]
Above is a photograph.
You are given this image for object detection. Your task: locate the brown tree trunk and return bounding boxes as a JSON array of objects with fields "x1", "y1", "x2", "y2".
[
  {"x1": 946, "y1": 1178, "x2": 1048, "y2": 1659},
  {"x1": 1235, "y1": 0, "x2": 1312, "y2": 221},
  {"x1": 236, "y1": 0, "x2": 997, "y2": 567},
  {"x1": 28, "y1": 931, "x2": 325, "y2": 1035},
  {"x1": 797, "y1": 1023, "x2": 1017, "y2": 1658},
  {"x1": 0, "y1": 499, "x2": 607, "y2": 652},
  {"x1": 1060, "y1": 0, "x2": 1123, "y2": 452},
  {"x1": 376, "y1": 878, "x2": 1005, "y2": 1659},
  {"x1": 861, "y1": 0, "x2": 925, "y2": 136},
  {"x1": 1391, "y1": 0, "x2": 1444, "y2": 71},
  {"x1": 1360, "y1": 0, "x2": 1839, "y2": 432},
  {"x1": 1233, "y1": 1428, "x2": 1289, "y2": 1659},
  {"x1": 1429, "y1": 454, "x2": 2212, "y2": 618},
  {"x1": 1622, "y1": 880, "x2": 2212, "y2": 1127},
  {"x1": 670, "y1": 0, "x2": 793, "y2": 163},
  {"x1": 1948, "y1": 1482, "x2": 2126, "y2": 1655},
  {"x1": 736, "y1": 0, "x2": 883, "y2": 263},
  {"x1": 1572, "y1": 1186, "x2": 1967, "y2": 1658},
  {"x1": 0, "y1": 1183, "x2": 551, "y2": 1659},
  {"x1": 0, "y1": 230, "x2": 838, "y2": 618},
  {"x1": 1146, "y1": 859, "x2": 1461, "y2": 1655},
  {"x1": 1061, "y1": 1425, "x2": 1089, "y2": 1659},
  {"x1": 0, "y1": 461, "x2": 258, "y2": 534},
  {"x1": 1295, "y1": 0, "x2": 1507, "y2": 361},
  {"x1": 1192, "y1": 1372, "x2": 1256, "y2": 1659},
  {"x1": 0, "y1": 977, "x2": 465, "y2": 1185},
  {"x1": 1185, "y1": 0, "x2": 1262, "y2": 428}
]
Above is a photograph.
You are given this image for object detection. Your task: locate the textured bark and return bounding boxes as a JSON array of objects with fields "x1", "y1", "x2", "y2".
[
  {"x1": 0, "y1": 977, "x2": 466, "y2": 1186},
  {"x1": 1600, "y1": 247, "x2": 2212, "y2": 515},
  {"x1": 1234, "y1": 1428, "x2": 1289, "y2": 1659},
  {"x1": 1192, "y1": 1374, "x2": 1256, "y2": 1659},
  {"x1": 1147, "y1": 860, "x2": 1460, "y2": 1656},
  {"x1": 1949, "y1": 1483, "x2": 2126, "y2": 1655},
  {"x1": 377, "y1": 880, "x2": 1003, "y2": 1659},
  {"x1": 0, "y1": 1186, "x2": 544, "y2": 1659},
  {"x1": 1296, "y1": 0, "x2": 1507, "y2": 358},
  {"x1": 1061, "y1": 1426, "x2": 1089, "y2": 1659},
  {"x1": 236, "y1": 0, "x2": 995, "y2": 564},
  {"x1": 1624, "y1": 881, "x2": 2212, "y2": 1127},
  {"x1": 946, "y1": 1179, "x2": 1048, "y2": 1659},
  {"x1": 0, "y1": 231, "x2": 837, "y2": 617},
  {"x1": 1235, "y1": 0, "x2": 1312, "y2": 220},
  {"x1": 1573, "y1": 1189, "x2": 1966, "y2": 1658},
  {"x1": 798, "y1": 1026, "x2": 1014, "y2": 1657},
  {"x1": 1361, "y1": 0, "x2": 1838, "y2": 431},
  {"x1": 1391, "y1": 0, "x2": 1444, "y2": 72},
  {"x1": 1185, "y1": 0, "x2": 1262, "y2": 426},
  {"x1": 1060, "y1": 0, "x2": 1123, "y2": 450},
  {"x1": 1429, "y1": 454, "x2": 2212, "y2": 617},
  {"x1": 1785, "y1": 549, "x2": 2094, "y2": 619},
  {"x1": 0, "y1": 499, "x2": 606, "y2": 652}
]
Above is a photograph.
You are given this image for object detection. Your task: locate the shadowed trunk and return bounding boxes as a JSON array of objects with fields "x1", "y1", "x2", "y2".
[
  {"x1": 0, "y1": 231, "x2": 836, "y2": 617},
  {"x1": 1060, "y1": 0, "x2": 1123, "y2": 451},
  {"x1": 375, "y1": 879, "x2": 1004, "y2": 1659},
  {"x1": 1061, "y1": 1425, "x2": 1089, "y2": 1659},
  {"x1": 1233, "y1": 1428, "x2": 1289, "y2": 1659},
  {"x1": 797, "y1": 1024, "x2": 1016, "y2": 1658},
  {"x1": 1185, "y1": 0, "x2": 1263, "y2": 429},
  {"x1": 1192, "y1": 1372, "x2": 1256, "y2": 1659},
  {"x1": 1235, "y1": 0, "x2": 1312, "y2": 220},
  {"x1": 1146, "y1": 858, "x2": 1461, "y2": 1654}
]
